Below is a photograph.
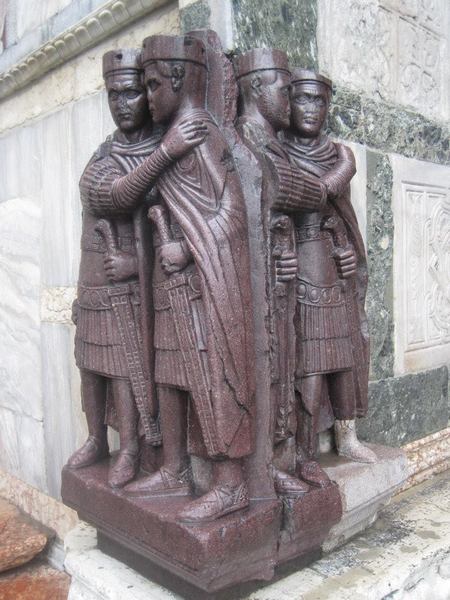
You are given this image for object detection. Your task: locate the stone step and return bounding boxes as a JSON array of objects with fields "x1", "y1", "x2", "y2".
[
  {"x1": 0, "y1": 498, "x2": 48, "y2": 573},
  {"x1": 0, "y1": 561, "x2": 70, "y2": 600}
]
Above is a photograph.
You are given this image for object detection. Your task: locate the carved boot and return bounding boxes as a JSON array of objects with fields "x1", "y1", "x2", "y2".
[
  {"x1": 108, "y1": 379, "x2": 141, "y2": 488},
  {"x1": 108, "y1": 450, "x2": 139, "y2": 489},
  {"x1": 177, "y1": 483, "x2": 249, "y2": 524},
  {"x1": 67, "y1": 435, "x2": 109, "y2": 469},
  {"x1": 274, "y1": 468, "x2": 310, "y2": 497},
  {"x1": 178, "y1": 459, "x2": 249, "y2": 523},
  {"x1": 123, "y1": 466, "x2": 191, "y2": 497},
  {"x1": 296, "y1": 460, "x2": 331, "y2": 488},
  {"x1": 334, "y1": 419, "x2": 377, "y2": 463}
]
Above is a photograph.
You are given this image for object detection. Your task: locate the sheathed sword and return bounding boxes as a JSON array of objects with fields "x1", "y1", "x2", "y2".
[
  {"x1": 148, "y1": 205, "x2": 224, "y2": 457},
  {"x1": 271, "y1": 213, "x2": 296, "y2": 443},
  {"x1": 95, "y1": 218, "x2": 161, "y2": 445},
  {"x1": 322, "y1": 215, "x2": 369, "y2": 405}
]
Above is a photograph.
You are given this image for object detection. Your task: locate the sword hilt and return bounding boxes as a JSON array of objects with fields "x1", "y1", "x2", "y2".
[
  {"x1": 148, "y1": 205, "x2": 172, "y2": 245},
  {"x1": 95, "y1": 219, "x2": 118, "y2": 257},
  {"x1": 322, "y1": 215, "x2": 349, "y2": 250}
]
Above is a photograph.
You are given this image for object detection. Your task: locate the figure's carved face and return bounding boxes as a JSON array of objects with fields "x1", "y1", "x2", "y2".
[
  {"x1": 106, "y1": 73, "x2": 149, "y2": 133},
  {"x1": 144, "y1": 62, "x2": 184, "y2": 125},
  {"x1": 290, "y1": 82, "x2": 330, "y2": 138},
  {"x1": 254, "y1": 70, "x2": 291, "y2": 132}
]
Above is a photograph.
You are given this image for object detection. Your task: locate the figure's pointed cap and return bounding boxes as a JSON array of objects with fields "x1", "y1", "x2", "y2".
[
  {"x1": 142, "y1": 35, "x2": 207, "y2": 67},
  {"x1": 290, "y1": 68, "x2": 332, "y2": 90},
  {"x1": 233, "y1": 48, "x2": 290, "y2": 79},
  {"x1": 102, "y1": 49, "x2": 142, "y2": 78}
]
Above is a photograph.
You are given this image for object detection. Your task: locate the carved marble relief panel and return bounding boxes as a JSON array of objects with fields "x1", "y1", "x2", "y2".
[
  {"x1": 392, "y1": 155, "x2": 450, "y2": 374},
  {"x1": 317, "y1": 0, "x2": 449, "y2": 121}
]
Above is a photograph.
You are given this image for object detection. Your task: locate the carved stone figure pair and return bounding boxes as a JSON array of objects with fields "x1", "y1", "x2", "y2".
[
  {"x1": 234, "y1": 49, "x2": 375, "y2": 498},
  {"x1": 68, "y1": 36, "x2": 254, "y2": 525},
  {"x1": 64, "y1": 31, "x2": 373, "y2": 562}
]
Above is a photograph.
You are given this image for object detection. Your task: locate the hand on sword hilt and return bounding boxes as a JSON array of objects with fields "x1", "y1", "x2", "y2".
[
  {"x1": 95, "y1": 218, "x2": 137, "y2": 282},
  {"x1": 322, "y1": 216, "x2": 357, "y2": 280},
  {"x1": 148, "y1": 205, "x2": 191, "y2": 274}
]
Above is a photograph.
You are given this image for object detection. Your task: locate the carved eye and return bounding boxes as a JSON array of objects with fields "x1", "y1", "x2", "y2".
[
  {"x1": 125, "y1": 90, "x2": 140, "y2": 99},
  {"x1": 109, "y1": 91, "x2": 119, "y2": 101},
  {"x1": 147, "y1": 79, "x2": 160, "y2": 92}
]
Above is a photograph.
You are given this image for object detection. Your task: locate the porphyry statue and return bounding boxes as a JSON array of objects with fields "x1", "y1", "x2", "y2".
[
  {"x1": 120, "y1": 34, "x2": 256, "y2": 524},
  {"x1": 234, "y1": 49, "x2": 334, "y2": 496},
  {"x1": 67, "y1": 49, "x2": 162, "y2": 489},
  {"x1": 282, "y1": 69, "x2": 375, "y2": 464}
]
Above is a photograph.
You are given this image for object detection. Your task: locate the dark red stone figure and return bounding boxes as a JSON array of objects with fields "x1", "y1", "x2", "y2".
[
  {"x1": 234, "y1": 49, "x2": 343, "y2": 565},
  {"x1": 120, "y1": 34, "x2": 256, "y2": 524},
  {"x1": 67, "y1": 47, "x2": 209, "y2": 489},
  {"x1": 282, "y1": 69, "x2": 375, "y2": 464},
  {"x1": 234, "y1": 49, "x2": 334, "y2": 493},
  {"x1": 67, "y1": 49, "x2": 163, "y2": 489}
]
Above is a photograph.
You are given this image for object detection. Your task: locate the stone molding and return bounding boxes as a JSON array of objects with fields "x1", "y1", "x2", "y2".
[
  {"x1": 41, "y1": 287, "x2": 77, "y2": 324},
  {"x1": 402, "y1": 427, "x2": 450, "y2": 491},
  {"x1": 0, "y1": 0, "x2": 171, "y2": 102}
]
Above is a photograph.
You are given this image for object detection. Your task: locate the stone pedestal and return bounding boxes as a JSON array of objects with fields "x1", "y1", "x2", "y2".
[
  {"x1": 62, "y1": 460, "x2": 282, "y2": 593},
  {"x1": 62, "y1": 456, "x2": 344, "y2": 593}
]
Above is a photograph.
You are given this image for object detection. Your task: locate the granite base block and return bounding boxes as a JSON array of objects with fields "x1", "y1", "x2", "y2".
[
  {"x1": 320, "y1": 444, "x2": 408, "y2": 552},
  {"x1": 62, "y1": 461, "x2": 282, "y2": 593},
  {"x1": 62, "y1": 454, "x2": 344, "y2": 594},
  {"x1": 278, "y1": 483, "x2": 342, "y2": 563},
  {"x1": 61, "y1": 447, "x2": 407, "y2": 593}
]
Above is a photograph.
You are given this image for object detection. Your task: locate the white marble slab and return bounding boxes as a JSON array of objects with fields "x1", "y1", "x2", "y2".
[
  {"x1": 0, "y1": 120, "x2": 43, "y2": 204},
  {"x1": 0, "y1": 407, "x2": 47, "y2": 492},
  {"x1": 317, "y1": 0, "x2": 449, "y2": 121},
  {"x1": 41, "y1": 107, "x2": 77, "y2": 286},
  {"x1": 41, "y1": 322, "x2": 81, "y2": 498},
  {"x1": 0, "y1": 132, "x2": 20, "y2": 203},
  {"x1": 391, "y1": 154, "x2": 450, "y2": 374},
  {"x1": 0, "y1": 196, "x2": 43, "y2": 420},
  {"x1": 71, "y1": 93, "x2": 105, "y2": 184}
]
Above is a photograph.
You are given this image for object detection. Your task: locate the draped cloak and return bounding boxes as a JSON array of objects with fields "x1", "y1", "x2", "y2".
[
  {"x1": 156, "y1": 108, "x2": 255, "y2": 459},
  {"x1": 282, "y1": 133, "x2": 369, "y2": 417}
]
